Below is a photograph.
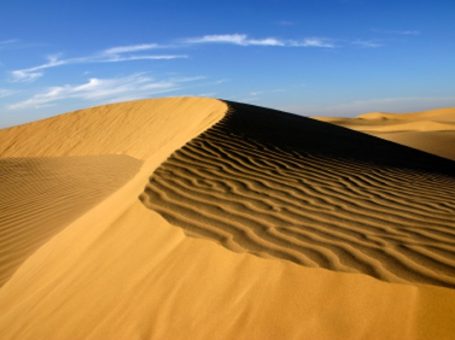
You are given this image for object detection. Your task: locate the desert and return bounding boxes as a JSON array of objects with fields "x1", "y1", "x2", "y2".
[{"x1": 0, "y1": 97, "x2": 454, "y2": 339}]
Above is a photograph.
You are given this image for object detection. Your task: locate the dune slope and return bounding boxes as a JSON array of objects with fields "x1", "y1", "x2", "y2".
[
  {"x1": 2, "y1": 201, "x2": 455, "y2": 340},
  {"x1": 1, "y1": 98, "x2": 455, "y2": 339},
  {"x1": 141, "y1": 102, "x2": 455, "y2": 288},
  {"x1": 314, "y1": 107, "x2": 455, "y2": 160},
  {"x1": 0, "y1": 97, "x2": 226, "y2": 159},
  {"x1": 0, "y1": 155, "x2": 140, "y2": 286},
  {"x1": 0, "y1": 97, "x2": 227, "y2": 286}
]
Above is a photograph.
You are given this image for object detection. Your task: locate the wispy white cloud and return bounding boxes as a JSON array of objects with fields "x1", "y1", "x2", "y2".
[
  {"x1": 8, "y1": 32, "x2": 377, "y2": 83},
  {"x1": 371, "y1": 29, "x2": 421, "y2": 36},
  {"x1": 185, "y1": 34, "x2": 336, "y2": 48},
  {"x1": 231, "y1": 88, "x2": 286, "y2": 104},
  {"x1": 10, "y1": 43, "x2": 187, "y2": 82},
  {"x1": 0, "y1": 39, "x2": 48, "y2": 52},
  {"x1": 0, "y1": 39, "x2": 19, "y2": 46},
  {"x1": 277, "y1": 20, "x2": 296, "y2": 27},
  {"x1": 290, "y1": 38, "x2": 336, "y2": 48},
  {"x1": 102, "y1": 43, "x2": 160, "y2": 55},
  {"x1": 100, "y1": 54, "x2": 187, "y2": 63},
  {"x1": 0, "y1": 39, "x2": 22, "y2": 52},
  {"x1": 11, "y1": 55, "x2": 68, "y2": 82},
  {"x1": 397, "y1": 30, "x2": 420, "y2": 36},
  {"x1": 352, "y1": 40, "x2": 383, "y2": 48},
  {"x1": 249, "y1": 89, "x2": 286, "y2": 97},
  {"x1": 185, "y1": 34, "x2": 285, "y2": 46},
  {"x1": 0, "y1": 88, "x2": 16, "y2": 98},
  {"x1": 8, "y1": 73, "x2": 202, "y2": 110}
]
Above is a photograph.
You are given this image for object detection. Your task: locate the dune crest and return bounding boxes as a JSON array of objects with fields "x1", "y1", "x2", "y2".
[
  {"x1": 314, "y1": 107, "x2": 455, "y2": 160},
  {"x1": 0, "y1": 97, "x2": 226, "y2": 159},
  {"x1": 358, "y1": 108, "x2": 455, "y2": 122},
  {"x1": 0, "y1": 97, "x2": 227, "y2": 287}
]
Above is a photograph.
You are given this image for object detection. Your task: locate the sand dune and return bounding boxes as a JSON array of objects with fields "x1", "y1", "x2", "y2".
[
  {"x1": 314, "y1": 107, "x2": 455, "y2": 160},
  {"x1": 0, "y1": 97, "x2": 225, "y2": 159},
  {"x1": 0, "y1": 97, "x2": 226, "y2": 289},
  {"x1": 142, "y1": 102, "x2": 455, "y2": 288},
  {"x1": 0, "y1": 155, "x2": 140, "y2": 286},
  {"x1": 1, "y1": 98, "x2": 455, "y2": 339}
]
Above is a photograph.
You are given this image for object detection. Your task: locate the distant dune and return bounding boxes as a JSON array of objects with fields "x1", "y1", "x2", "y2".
[
  {"x1": 1, "y1": 98, "x2": 454, "y2": 339},
  {"x1": 314, "y1": 107, "x2": 455, "y2": 161}
]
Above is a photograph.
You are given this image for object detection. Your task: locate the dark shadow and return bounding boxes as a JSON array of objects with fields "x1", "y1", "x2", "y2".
[
  {"x1": 141, "y1": 100, "x2": 455, "y2": 288},
  {"x1": 223, "y1": 101, "x2": 455, "y2": 176}
]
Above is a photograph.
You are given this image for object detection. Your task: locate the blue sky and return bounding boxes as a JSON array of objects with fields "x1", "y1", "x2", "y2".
[{"x1": 1, "y1": 0, "x2": 454, "y2": 127}]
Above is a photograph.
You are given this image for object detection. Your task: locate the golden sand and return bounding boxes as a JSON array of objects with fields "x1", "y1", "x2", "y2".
[
  {"x1": 0, "y1": 98, "x2": 454, "y2": 339},
  {"x1": 314, "y1": 107, "x2": 455, "y2": 161}
]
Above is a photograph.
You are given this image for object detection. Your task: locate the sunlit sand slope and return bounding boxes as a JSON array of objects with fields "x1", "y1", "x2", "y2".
[
  {"x1": 315, "y1": 107, "x2": 455, "y2": 160},
  {"x1": 0, "y1": 97, "x2": 227, "y2": 286},
  {"x1": 0, "y1": 155, "x2": 140, "y2": 286},
  {"x1": 0, "y1": 97, "x2": 226, "y2": 159},
  {"x1": 142, "y1": 102, "x2": 455, "y2": 288},
  {"x1": 1, "y1": 201, "x2": 454, "y2": 340}
]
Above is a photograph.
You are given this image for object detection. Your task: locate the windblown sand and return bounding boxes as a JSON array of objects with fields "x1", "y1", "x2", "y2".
[{"x1": 0, "y1": 98, "x2": 454, "y2": 339}]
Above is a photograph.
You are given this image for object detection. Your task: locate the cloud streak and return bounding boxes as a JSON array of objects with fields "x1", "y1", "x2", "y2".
[
  {"x1": 185, "y1": 34, "x2": 285, "y2": 46},
  {"x1": 372, "y1": 29, "x2": 421, "y2": 36},
  {"x1": 11, "y1": 55, "x2": 68, "y2": 82},
  {"x1": 8, "y1": 73, "x2": 204, "y2": 110},
  {"x1": 102, "y1": 43, "x2": 160, "y2": 55},
  {"x1": 9, "y1": 32, "x2": 383, "y2": 83},
  {"x1": 352, "y1": 40, "x2": 383, "y2": 48},
  {"x1": 0, "y1": 39, "x2": 19, "y2": 46},
  {"x1": 185, "y1": 34, "x2": 336, "y2": 48},
  {"x1": 10, "y1": 44, "x2": 187, "y2": 82},
  {"x1": 291, "y1": 38, "x2": 335, "y2": 48},
  {"x1": 0, "y1": 39, "x2": 21, "y2": 51},
  {"x1": 277, "y1": 20, "x2": 296, "y2": 27},
  {"x1": 0, "y1": 88, "x2": 16, "y2": 98}
]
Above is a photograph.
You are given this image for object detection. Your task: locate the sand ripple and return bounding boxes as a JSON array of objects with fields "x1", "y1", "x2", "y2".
[
  {"x1": 0, "y1": 155, "x2": 140, "y2": 286},
  {"x1": 141, "y1": 102, "x2": 455, "y2": 288}
]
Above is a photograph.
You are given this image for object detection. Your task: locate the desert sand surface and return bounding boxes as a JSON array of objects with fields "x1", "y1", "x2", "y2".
[
  {"x1": 314, "y1": 108, "x2": 455, "y2": 161},
  {"x1": 0, "y1": 98, "x2": 455, "y2": 339},
  {"x1": 0, "y1": 155, "x2": 140, "y2": 286}
]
